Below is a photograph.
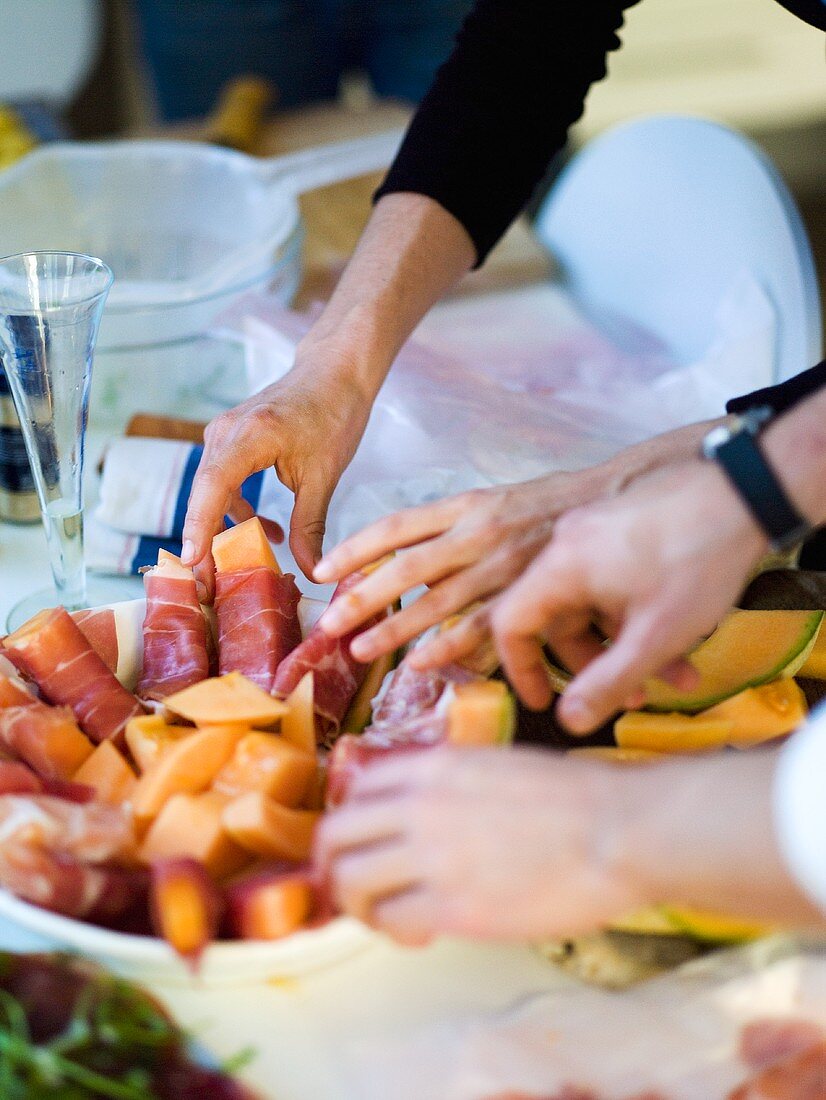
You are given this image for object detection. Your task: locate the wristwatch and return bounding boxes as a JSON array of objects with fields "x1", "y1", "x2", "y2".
[{"x1": 701, "y1": 406, "x2": 812, "y2": 552}]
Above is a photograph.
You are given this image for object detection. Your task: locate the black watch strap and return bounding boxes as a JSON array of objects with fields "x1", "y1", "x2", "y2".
[{"x1": 703, "y1": 411, "x2": 811, "y2": 552}]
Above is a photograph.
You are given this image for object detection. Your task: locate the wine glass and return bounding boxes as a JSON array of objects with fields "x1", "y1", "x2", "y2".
[{"x1": 0, "y1": 251, "x2": 125, "y2": 630}]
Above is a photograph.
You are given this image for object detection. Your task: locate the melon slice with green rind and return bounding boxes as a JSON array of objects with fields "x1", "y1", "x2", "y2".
[
  {"x1": 799, "y1": 619, "x2": 826, "y2": 679},
  {"x1": 446, "y1": 681, "x2": 515, "y2": 746},
  {"x1": 644, "y1": 609, "x2": 823, "y2": 713}
]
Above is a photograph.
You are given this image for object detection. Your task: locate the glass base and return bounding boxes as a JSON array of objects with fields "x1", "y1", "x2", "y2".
[{"x1": 6, "y1": 576, "x2": 144, "y2": 633}]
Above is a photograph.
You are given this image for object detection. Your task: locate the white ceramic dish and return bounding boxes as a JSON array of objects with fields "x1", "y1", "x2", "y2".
[
  {"x1": 0, "y1": 890, "x2": 376, "y2": 987},
  {"x1": 0, "y1": 592, "x2": 375, "y2": 986}
]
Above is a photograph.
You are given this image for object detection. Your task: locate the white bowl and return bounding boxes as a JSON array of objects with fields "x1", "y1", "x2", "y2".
[{"x1": 0, "y1": 888, "x2": 376, "y2": 987}]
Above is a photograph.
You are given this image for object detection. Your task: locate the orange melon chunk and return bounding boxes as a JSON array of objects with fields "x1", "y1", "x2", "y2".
[
  {"x1": 150, "y1": 857, "x2": 223, "y2": 960},
  {"x1": 132, "y1": 725, "x2": 247, "y2": 823},
  {"x1": 644, "y1": 609, "x2": 823, "y2": 712},
  {"x1": 280, "y1": 672, "x2": 316, "y2": 755},
  {"x1": 73, "y1": 741, "x2": 137, "y2": 804},
  {"x1": 226, "y1": 871, "x2": 313, "y2": 940},
  {"x1": 140, "y1": 791, "x2": 249, "y2": 878},
  {"x1": 212, "y1": 732, "x2": 315, "y2": 806},
  {"x1": 447, "y1": 680, "x2": 515, "y2": 746},
  {"x1": 164, "y1": 671, "x2": 287, "y2": 728},
  {"x1": 799, "y1": 620, "x2": 826, "y2": 679},
  {"x1": 699, "y1": 680, "x2": 807, "y2": 745},
  {"x1": 0, "y1": 675, "x2": 36, "y2": 709},
  {"x1": 615, "y1": 711, "x2": 734, "y2": 753},
  {"x1": 222, "y1": 792, "x2": 320, "y2": 861},
  {"x1": 213, "y1": 516, "x2": 281, "y2": 575},
  {"x1": 125, "y1": 715, "x2": 192, "y2": 773},
  {"x1": 10, "y1": 707, "x2": 95, "y2": 781}
]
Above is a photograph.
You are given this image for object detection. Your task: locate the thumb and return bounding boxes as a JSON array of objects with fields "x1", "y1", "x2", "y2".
[{"x1": 289, "y1": 472, "x2": 335, "y2": 577}]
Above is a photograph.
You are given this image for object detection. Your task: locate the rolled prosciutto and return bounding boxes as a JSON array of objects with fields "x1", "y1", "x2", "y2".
[
  {"x1": 0, "y1": 703, "x2": 93, "y2": 781},
  {"x1": 0, "y1": 794, "x2": 135, "y2": 863},
  {"x1": 215, "y1": 567, "x2": 302, "y2": 692},
  {"x1": 138, "y1": 552, "x2": 209, "y2": 701},
  {"x1": 0, "y1": 841, "x2": 143, "y2": 920},
  {"x1": 2, "y1": 608, "x2": 144, "y2": 743},
  {"x1": 273, "y1": 572, "x2": 381, "y2": 744}
]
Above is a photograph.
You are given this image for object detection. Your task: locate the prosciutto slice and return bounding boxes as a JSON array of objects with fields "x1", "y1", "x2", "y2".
[
  {"x1": 0, "y1": 703, "x2": 91, "y2": 782},
  {"x1": 71, "y1": 608, "x2": 119, "y2": 675},
  {"x1": 2, "y1": 607, "x2": 144, "y2": 743},
  {"x1": 0, "y1": 794, "x2": 134, "y2": 862},
  {"x1": 215, "y1": 567, "x2": 302, "y2": 692},
  {"x1": 138, "y1": 553, "x2": 209, "y2": 701},
  {"x1": 273, "y1": 572, "x2": 380, "y2": 743},
  {"x1": 0, "y1": 842, "x2": 144, "y2": 920}
]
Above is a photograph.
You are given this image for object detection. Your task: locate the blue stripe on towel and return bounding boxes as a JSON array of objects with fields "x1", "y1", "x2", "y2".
[
  {"x1": 171, "y1": 445, "x2": 204, "y2": 540},
  {"x1": 131, "y1": 535, "x2": 185, "y2": 575}
]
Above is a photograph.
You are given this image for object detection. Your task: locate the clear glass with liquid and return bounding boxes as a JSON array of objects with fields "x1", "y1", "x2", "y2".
[{"x1": 0, "y1": 252, "x2": 113, "y2": 629}]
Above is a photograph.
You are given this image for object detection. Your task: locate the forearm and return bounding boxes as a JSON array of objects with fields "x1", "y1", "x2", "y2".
[
  {"x1": 293, "y1": 193, "x2": 475, "y2": 401},
  {"x1": 610, "y1": 753, "x2": 824, "y2": 927}
]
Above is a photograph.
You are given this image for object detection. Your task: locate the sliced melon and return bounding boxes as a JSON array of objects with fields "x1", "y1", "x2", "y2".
[
  {"x1": 700, "y1": 680, "x2": 807, "y2": 745},
  {"x1": 613, "y1": 905, "x2": 770, "y2": 944},
  {"x1": 281, "y1": 672, "x2": 316, "y2": 754},
  {"x1": 644, "y1": 609, "x2": 822, "y2": 713},
  {"x1": 615, "y1": 711, "x2": 734, "y2": 753},
  {"x1": 341, "y1": 647, "x2": 399, "y2": 735},
  {"x1": 164, "y1": 671, "x2": 288, "y2": 728},
  {"x1": 446, "y1": 680, "x2": 515, "y2": 746},
  {"x1": 212, "y1": 516, "x2": 281, "y2": 575},
  {"x1": 569, "y1": 746, "x2": 668, "y2": 764},
  {"x1": 799, "y1": 619, "x2": 826, "y2": 679}
]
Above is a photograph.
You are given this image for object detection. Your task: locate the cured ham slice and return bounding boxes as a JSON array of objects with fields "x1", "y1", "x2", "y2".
[
  {"x1": 0, "y1": 841, "x2": 144, "y2": 920},
  {"x1": 0, "y1": 759, "x2": 44, "y2": 796},
  {"x1": 0, "y1": 794, "x2": 135, "y2": 863},
  {"x1": 273, "y1": 572, "x2": 380, "y2": 744},
  {"x1": 138, "y1": 552, "x2": 209, "y2": 701},
  {"x1": 72, "y1": 607, "x2": 119, "y2": 675},
  {"x1": 2, "y1": 607, "x2": 144, "y2": 743},
  {"x1": 215, "y1": 567, "x2": 302, "y2": 692}
]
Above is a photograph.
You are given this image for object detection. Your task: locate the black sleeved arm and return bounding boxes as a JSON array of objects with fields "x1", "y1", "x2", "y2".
[
  {"x1": 726, "y1": 360, "x2": 826, "y2": 417},
  {"x1": 374, "y1": 0, "x2": 641, "y2": 266}
]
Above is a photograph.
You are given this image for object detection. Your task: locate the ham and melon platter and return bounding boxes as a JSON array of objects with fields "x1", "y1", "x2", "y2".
[{"x1": 0, "y1": 518, "x2": 514, "y2": 984}]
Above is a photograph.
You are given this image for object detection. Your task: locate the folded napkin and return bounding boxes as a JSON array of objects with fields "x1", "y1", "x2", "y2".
[{"x1": 87, "y1": 437, "x2": 266, "y2": 576}]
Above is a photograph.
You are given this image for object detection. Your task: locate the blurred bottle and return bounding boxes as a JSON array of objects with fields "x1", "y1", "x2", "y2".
[{"x1": 0, "y1": 365, "x2": 39, "y2": 522}]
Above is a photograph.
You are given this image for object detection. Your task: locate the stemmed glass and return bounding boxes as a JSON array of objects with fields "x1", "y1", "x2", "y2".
[{"x1": 0, "y1": 252, "x2": 116, "y2": 630}]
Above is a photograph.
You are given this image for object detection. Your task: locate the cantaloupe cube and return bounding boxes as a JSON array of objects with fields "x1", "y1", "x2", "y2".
[
  {"x1": 132, "y1": 725, "x2": 247, "y2": 823},
  {"x1": 0, "y1": 675, "x2": 36, "y2": 709},
  {"x1": 280, "y1": 672, "x2": 316, "y2": 755},
  {"x1": 212, "y1": 732, "x2": 315, "y2": 806},
  {"x1": 212, "y1": 516, "x2": 281, "y2": 575},
  {"x1": 150, "y1": 857, "x2": 223, "y2": 960},
  {"x1": 447, "y1": 681, "x2": 515, "y2": 746},
  {"x1": 226, "y1": 868, "x2": 314, "y2": 940},
  {"x1": 125, "y1": 715, "x2": 193, "y2": 773},
  {"x1": 222, "y1": 792, "x2": 320, "y2": 861},
  {"x1": 73, "y1": 741, "x2": 138, "y2": 804},
  {"x1": 140, "y1": 791, "x2": 249, "y2": 878},
  {"x1": 164, "y1": 671, "x2": 287, "y2": 728}
]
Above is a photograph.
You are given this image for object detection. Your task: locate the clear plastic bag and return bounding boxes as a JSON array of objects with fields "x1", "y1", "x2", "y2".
[{"x1": 227, "y1": 271, "x2": 775, "y2": 550}]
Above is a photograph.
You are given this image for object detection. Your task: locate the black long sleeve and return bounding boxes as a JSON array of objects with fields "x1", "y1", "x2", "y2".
[
  {"x1": 375, "y1": 0, "x2": 824, "y2": 266},
  {"x1": 375, "y1": 0, "x2": 640, "y2": 265}
]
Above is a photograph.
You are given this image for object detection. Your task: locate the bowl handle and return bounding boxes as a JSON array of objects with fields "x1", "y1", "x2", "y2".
[{"x1": 257, "y1": 130, "x2": 403, "y2": 197}]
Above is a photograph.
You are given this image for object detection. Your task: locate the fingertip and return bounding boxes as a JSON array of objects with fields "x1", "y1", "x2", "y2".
[
  {"x1": 557, "y1": 693, "x2": 597, "y2": 734},
  {"x1": 181, "y1": 539, "x2": 197, "y2": 566},
  {"x1": 313, "y1": 558, "x2": 334, "y2": 582}
]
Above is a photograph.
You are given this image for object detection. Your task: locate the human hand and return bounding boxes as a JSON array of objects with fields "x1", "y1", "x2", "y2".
[
  {"x1": 490, "y1": 458, "x2": 768, "y2": 733},
  {"x1": 181, "y1": 360, "x2": 372, "y2": 595},
  {"x1": 314, "y1": 746, "x2": 645, "y2": 945},
  {"x1": 314, "y1": 470, "x2": 611, "y2": 662}
]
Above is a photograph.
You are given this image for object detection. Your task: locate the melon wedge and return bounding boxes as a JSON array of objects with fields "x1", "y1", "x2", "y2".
[
  {"x1": 341, "y1": 648, "x2": 399, "y2": 735},
  {"x1": 446, "y1": 681, "x2": 515, "y2": 746},
  {"x1": 164, "y1": 671, "x2": 288, "y2": 727},
  {"x1": 213, "y1": 516, "x2": 281, "y2": 574},
  {"x1": 799, "y1": 619, "x2": 826, "y2": 679},
  {"x1": 615, "y1": 712, "x2": 734, "y2": 753},
  {"x1": 643, "y1": 609, "x2": 823, "y2": 713},
  {"x1": 613, "y1": 905, "x2": 770, "y2": 944},
  {"x1": 281, "y1": 672, "x2": 316, "y2": 755},
  {"x1": 700, "y1": 680, "x2": 807, "y2": 745}
]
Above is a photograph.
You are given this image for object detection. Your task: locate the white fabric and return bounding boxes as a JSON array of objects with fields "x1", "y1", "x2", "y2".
[{"x1": 774, "y1": 704, "x2": 826, "y2": 914}]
